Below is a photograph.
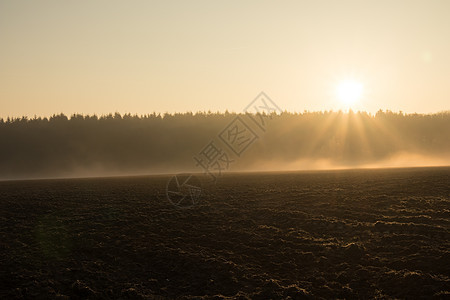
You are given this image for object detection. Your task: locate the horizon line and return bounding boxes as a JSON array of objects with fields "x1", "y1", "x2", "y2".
[{"x1": 2, "y1": 109, "x2": 450, "y2": 121}]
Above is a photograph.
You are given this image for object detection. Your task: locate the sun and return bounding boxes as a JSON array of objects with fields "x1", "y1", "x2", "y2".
[{"x1": 336, "y1": 79, "x2": 364, "y2": 107}]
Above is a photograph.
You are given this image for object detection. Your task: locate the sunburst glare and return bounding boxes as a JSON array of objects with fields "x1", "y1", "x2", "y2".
[{"x1": 336, "y1": 79, "x2": 364, "y2": 107}]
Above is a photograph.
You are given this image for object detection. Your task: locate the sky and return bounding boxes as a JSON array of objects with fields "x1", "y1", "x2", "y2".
[{"x1": 1, "y1": 0, "x2": 450, "y2": 118}]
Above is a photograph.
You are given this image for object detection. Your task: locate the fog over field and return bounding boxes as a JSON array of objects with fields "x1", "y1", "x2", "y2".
[
  {"x1": 2, "y1": 1, "x2": 450, "y2": 298},
  {"x1": 1, "y1": 110, "x2": 449, "y2": 180}
]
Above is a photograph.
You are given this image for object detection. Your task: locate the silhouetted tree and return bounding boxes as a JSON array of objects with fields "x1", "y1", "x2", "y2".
[{"x1": 0, "y1": 111, "x2": 448, "y2": 179}]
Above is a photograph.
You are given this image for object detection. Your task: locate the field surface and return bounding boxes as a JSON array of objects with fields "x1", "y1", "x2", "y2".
[{"x1": 1, "y1": 167, "x2": 449, "y2": 299}]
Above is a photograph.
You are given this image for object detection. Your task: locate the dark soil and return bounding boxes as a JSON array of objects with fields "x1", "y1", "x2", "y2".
[{"x1": 1, "y1": 167, "x2": 449, "y2": 299}]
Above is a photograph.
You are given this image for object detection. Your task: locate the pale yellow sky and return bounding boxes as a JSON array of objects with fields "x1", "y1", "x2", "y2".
[{"x1": 1, "y1": 0, "x2": 449, "y2": 118}]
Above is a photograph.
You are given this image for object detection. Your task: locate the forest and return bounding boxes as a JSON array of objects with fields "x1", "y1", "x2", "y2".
[{"x1": 0, "y1": 111, "x2": 449, "y2": 179}]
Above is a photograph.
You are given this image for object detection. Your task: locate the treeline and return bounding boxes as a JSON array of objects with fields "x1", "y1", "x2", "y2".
[{"x1": 0, "y1": 111, "x2": 449, "y2": 179}]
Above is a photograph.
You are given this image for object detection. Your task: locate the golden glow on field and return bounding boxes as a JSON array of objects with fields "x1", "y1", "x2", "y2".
[{"x1": 336, "y1": 80, "x2": 364, "y2": 107}]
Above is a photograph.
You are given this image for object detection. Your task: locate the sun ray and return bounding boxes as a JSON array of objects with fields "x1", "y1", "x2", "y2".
[
  {"x1": 349, "y1": 111, "x2": 374, "y2": 163},
  {"x1": 304, "y1": 111, "x2": 340, "y2": 159}
]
